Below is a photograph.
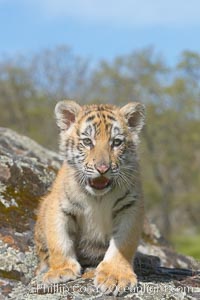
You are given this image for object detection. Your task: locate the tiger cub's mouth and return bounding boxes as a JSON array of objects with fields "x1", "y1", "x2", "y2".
[{"x1": 88, "y1": 176, "x2": 111, "y2": 190}]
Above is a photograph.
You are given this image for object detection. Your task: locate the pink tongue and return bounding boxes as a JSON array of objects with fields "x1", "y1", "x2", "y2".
[{"x1": 89, "y1": 177, "x2": 110, "y2": 190}]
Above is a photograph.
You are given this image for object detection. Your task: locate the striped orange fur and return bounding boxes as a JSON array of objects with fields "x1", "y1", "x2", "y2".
[{"x1": 34, "y1": 100, "x2": 145, "y2": 295}]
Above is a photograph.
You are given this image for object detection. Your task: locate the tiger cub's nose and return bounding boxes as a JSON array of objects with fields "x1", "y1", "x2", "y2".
[{"x1": 95, "y1": 163, "x2": 111, "y2": 174}]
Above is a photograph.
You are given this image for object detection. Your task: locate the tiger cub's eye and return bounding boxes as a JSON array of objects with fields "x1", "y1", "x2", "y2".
[
  {"x1": 112, "y1": 139, "x2": 123, "y2": 147},
  {"x1": 82, "y1": 138, "x2": 93, "y2": 147}
]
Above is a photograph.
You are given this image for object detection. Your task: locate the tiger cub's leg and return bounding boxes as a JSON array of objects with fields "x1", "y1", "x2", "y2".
[{"x1": 35, "y1": 198, "x2": 81, "y2": 284}]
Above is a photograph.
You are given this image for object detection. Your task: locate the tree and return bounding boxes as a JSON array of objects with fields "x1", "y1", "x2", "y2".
[
  {"x1": 0, "y1": 46, "x2": 90, "y2": 149},
  {"x1": 88, "y1": 48, "x2": 200, "y2": 238},
  {"x1": 0, "y1": 46, "x2": 199, "y2": 239}
]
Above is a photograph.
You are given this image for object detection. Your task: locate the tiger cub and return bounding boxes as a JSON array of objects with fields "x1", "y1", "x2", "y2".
[{"x1": 34, "y1": 100, "x2": 145, "y2": 295}]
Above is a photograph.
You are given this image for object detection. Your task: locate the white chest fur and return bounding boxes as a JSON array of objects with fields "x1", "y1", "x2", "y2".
[{"x1": 78, "y1": 195, "x2": 114, "y2": 244}]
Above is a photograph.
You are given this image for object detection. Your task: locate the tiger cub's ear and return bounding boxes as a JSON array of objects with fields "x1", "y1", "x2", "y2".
[
  {"x1": 120, "y1": 102, "x2": 145, "y2": 133},
  {"x1": 55, "y1": 100, "x2": 81, "y2": 130}
]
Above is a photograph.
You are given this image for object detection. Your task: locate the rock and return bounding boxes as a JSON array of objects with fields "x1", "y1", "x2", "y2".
[
  {"x1": 0, "y1": 127, "x2": 199, "y2": 299},
  {"x1": 0, "y1": 127, "x2": 61, "y2": 234},
  {"x1": 0, "y1": 127, "x2": 61, "y2": 298}
]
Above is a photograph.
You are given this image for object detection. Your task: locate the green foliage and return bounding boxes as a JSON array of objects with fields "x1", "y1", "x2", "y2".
[
  {"x1": 0, "y1": 45, "x2": 199, "y2": 242},
  {"x1": 88, "y1": 47, "x2": 200, "y2": 238},
  {"x1": 0, "y1": 46, "x2": 89, "y2": 149},
  {"x1": 172, "y1": 234, "x2": 200, "y2": 260}
]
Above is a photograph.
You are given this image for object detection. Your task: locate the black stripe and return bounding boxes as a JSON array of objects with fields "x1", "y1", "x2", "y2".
[
  {"x1": 84, "y1": 109, "x2": 94, "y2": 115},
  {"x1": 77, "y1": 144, "x2": 84, "y2": 151},
  {"x1": 113, "y1": 191, "x2": 130, "y2": 209},
  {"x1": 93, "y1": 121, "x2": 101, "y2": 128},
  {"x1": 82, "y1": 239, "x2": 109, "y2": 250},
  {"x1": 69, "y1": 139, "x2": 75, "y2": 148},
  {"x1": 84, "y1": 124, "x2": 92, "y2": 135},
  {"x1": 112, "y1": 201, "x2": 135, "y2": 219},
  {"x1": 39, "y1": 245, "x2": 49, "y2": 256},
  {"x1": 71, "y1": 202, "x2": 84, "y2": 211},
  {"x1": 76, "y1": 128, "x2": 80, "y2": 136},
  {"x1": 61, "y1": 204, "x2": 79, "y2": 236},
  {"x1": 105, "y1": 123, "x2": 112, "y2": 131},
  {"x1": 107, "y1": 115, "x2": 117, "y2": 121},
  {"x1": 65, "y1": 140, "x2": 70, "y2": 148},
  {"x1": 43, "y1": 252, "x2": 49, "y2": 261},
  {"x1": 96, "y1": 120, "x2": 102, "y2": 128},
  {"x1": 62, "y1": 209, "x2": 77, "y2": 222},
  {"x1": 86, "y1": 115, "x2": 95, "y2": 122},
  {"x1": 99, "y1": 107, "x2": 114, "y2": 113}
]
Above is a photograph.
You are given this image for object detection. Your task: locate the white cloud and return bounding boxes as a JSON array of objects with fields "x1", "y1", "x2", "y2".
[{"x1": 5, "y1": 0, "x2": 200, "y2": 27}]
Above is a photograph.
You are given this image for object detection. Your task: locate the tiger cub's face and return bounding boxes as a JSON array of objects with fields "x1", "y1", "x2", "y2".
[{"x1": 55, "y1": 101, "x2": 145, "y2": 196}]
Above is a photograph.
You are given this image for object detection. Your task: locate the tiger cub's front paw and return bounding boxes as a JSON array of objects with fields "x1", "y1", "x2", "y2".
[
  {"x1": 43, "y1": 261, "x2": 81, "y2": 284},
  {"x1": 94, "y1": 261, "x2": 137, "y2": 296}
]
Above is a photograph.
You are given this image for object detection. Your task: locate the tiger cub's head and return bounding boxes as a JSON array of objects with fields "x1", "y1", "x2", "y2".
[{"x1": 55, "y1": 100, "x2": 145, "y2": 196}]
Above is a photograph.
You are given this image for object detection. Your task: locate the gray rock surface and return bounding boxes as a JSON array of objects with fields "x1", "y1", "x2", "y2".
[{"x1": 0, "y1": 127, "x2": 199, "y2": 300}]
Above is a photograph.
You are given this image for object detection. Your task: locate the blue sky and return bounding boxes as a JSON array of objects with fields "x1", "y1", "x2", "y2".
[{"x1": 1, "y1": 0, "x2": 200, "y2": 64}]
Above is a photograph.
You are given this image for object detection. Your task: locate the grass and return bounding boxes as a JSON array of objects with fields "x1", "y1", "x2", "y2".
[{"x1": 172, "y1": 234, "x2": 200, "y2": 260}]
